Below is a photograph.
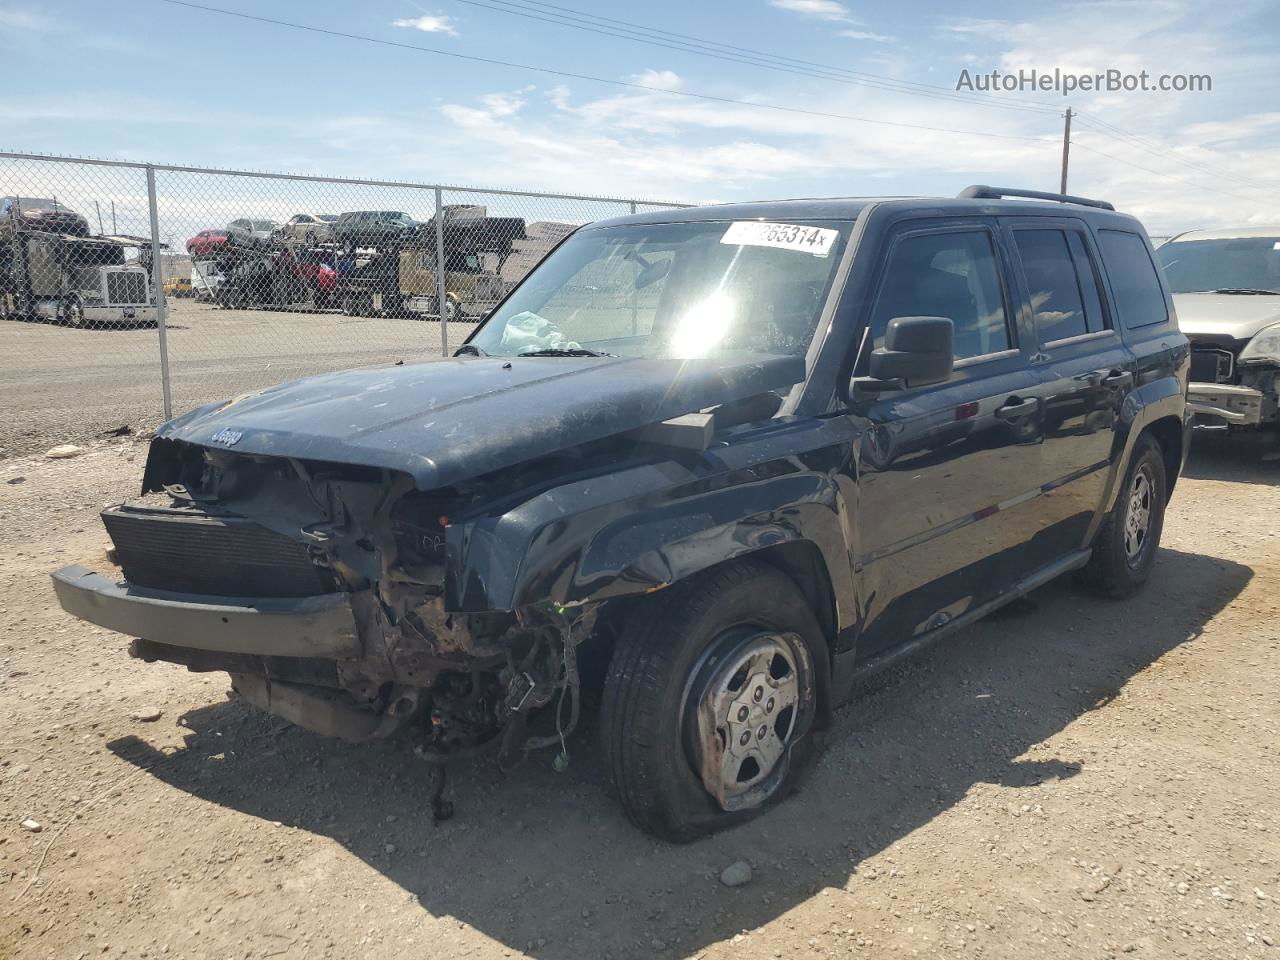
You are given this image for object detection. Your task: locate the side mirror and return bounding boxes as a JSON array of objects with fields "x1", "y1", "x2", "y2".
[{"x1": 861, "y1": 316, "x2": 954, "y2": 390}]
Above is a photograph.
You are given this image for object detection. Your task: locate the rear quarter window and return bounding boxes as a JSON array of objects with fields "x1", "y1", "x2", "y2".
[{"x1": 1097, "y1": 229, "x2": 1169, "y2": 329}]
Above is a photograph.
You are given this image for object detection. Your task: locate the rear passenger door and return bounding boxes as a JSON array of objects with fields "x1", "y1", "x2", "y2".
[
  {"x1": 1004, "y1": 217, "x2": 1136, "y2": 565},
  {"x1": 852, "y1": 218, "x2": 1046, "y2": 661}
]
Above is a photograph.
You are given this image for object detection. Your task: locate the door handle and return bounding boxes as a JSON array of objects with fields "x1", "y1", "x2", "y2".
[
  {"x1": 995, "y1": 397, "x2": 1040, "y2": 420},
  {"x1": 1101, "y1": 370, "x2": 1133, "y2": 387}
]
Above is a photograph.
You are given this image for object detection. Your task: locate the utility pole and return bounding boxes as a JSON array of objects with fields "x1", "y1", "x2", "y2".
[{"x1": 1059, "y1": 106, "x2": 1073, "y2": 195}]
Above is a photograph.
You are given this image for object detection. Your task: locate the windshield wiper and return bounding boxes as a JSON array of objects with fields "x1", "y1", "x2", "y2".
[
  {"x1": 517, "y1": 347, "x2": 616, "y2": 357},
  {"x1": 454, "y1": 344, "x2": 488, "y2": 357},
  {"x1": 1209, "y1": 287, "x2": 1280, "y2": 295}
]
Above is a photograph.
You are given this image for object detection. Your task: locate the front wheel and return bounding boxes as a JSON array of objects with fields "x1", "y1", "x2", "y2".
[
  {"x1": 601, "y1": 561, "x2": 828, "y2": 842},
  {"x1": 1080, "y1": 434, "x2": 1167, "y2": 598},
  {"x1": 62, "y1": 296, "x2": 86, "y2": 329}
]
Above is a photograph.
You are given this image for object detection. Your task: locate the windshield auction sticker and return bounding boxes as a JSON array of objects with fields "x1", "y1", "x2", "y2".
[{"x1": 721, "y1": 221, "x2": 837, "y2": 257}]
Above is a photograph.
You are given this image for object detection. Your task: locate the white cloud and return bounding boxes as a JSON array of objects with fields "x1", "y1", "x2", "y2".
[
  {"x1": 839, "y1": 29, "x2": 893, "y2": 42},
  {"x1": 424, "y1": 81, "x2": 1053, "y2": 200},
  {"x1": 390, "y1": 14, "x2": 457, "y2": 35},
  {"x1": 0, "y1": 8, "x2": 53, "y2": 31},
  {"x1": 935, "y1": 0, "x2": 1280, "y2": 231},
  {"x1": 1179, "y1": 112, "x2": 1280, "y2": 147},
  {"x1": 628, "y1": 69, "x2": 683, "y2": 91},
  {"x1": 15, "y1": 0, "x2": 1276, "y2": 234},
  {"x1": 938, "y1": 18, "x2": 1012, "y2": 38},
  {"x1": 768, "y1": 0, "x2": 851, "y2": 21}
]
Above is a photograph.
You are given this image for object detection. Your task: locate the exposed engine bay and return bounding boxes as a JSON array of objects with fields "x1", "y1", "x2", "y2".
[{"x1": 113, "y1": 438, "x2": 606, "y2": 808}]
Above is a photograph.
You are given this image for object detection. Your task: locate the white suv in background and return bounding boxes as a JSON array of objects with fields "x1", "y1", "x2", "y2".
[{"x1": 1158, "y1": 227, "x2": 1280, "y2": 434}]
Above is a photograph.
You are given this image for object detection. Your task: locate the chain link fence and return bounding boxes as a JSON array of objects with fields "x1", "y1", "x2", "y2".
[{"x1": 0, "y1": 151, "x2": 685, "y2": 456}]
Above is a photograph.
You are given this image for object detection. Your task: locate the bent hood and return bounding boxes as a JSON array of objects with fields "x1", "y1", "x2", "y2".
[
  {"x1": 1174, "y1": 292, "x2": 1280, "y2": 340},
  {"x1": 156, "y1": 353, "x2": 805, "y2": 490}
]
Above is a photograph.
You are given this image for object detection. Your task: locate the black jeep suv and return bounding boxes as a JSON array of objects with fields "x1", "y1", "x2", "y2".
[{"x1": 53, "y1": 186, "x2": 1190, "y2": 841}]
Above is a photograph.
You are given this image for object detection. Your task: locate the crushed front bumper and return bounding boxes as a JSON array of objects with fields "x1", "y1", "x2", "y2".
[
  {"x1": 1186, "y1": 382, "x2": 1266, "y2": 427},
  {"x1": 50, "y1": 564, "x2": 361, "y2": 660}
]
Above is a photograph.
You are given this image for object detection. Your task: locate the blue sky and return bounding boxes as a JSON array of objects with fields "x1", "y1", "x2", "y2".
[{"x1": 2, "y1": 0, "x2": 1279, "y2": 234}]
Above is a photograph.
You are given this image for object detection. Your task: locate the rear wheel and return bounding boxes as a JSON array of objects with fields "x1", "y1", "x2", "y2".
[
  {"x1": 601, "y1": 561, "x2": 828, "y2": 842},
  {"x1": 1081, "y1": 434, "x2": 1167, "y2": 598}
]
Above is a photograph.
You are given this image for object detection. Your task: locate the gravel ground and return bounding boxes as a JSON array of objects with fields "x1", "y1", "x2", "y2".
[
  {"x1": 0, "y1": 434, "x2": 1277, "y2": 960},
  {"x1": 0, "y1": 300, "x2": 471, "y2": 458}
]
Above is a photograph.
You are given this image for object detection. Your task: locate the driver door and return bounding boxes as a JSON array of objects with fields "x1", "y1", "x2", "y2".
[{"x1": 851, "y1": 218, "x2": 1045, "y2": 662}]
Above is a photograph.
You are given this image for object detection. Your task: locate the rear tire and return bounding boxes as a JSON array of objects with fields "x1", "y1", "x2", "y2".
[
  {"x1": 1081, "y1": 434, "x2": 1167, "y2": 598},
  {"x1": 600, "y1": 561, "x2": 829, "y2": 842}
]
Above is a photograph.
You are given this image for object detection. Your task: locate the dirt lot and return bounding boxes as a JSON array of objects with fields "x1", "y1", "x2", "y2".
[
  {"x1": 0, "y1": 301, "x2": 470, "y2": 458},
  {"x1": 1, "y1": 434, "x2": 1277, "y2": 960}
]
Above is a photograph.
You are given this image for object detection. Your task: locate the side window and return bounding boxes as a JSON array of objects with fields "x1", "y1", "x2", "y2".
[
  {"x1": 1014, "y1": 229, "x2": 1089, "y2": 342},
  {"x1": 1067, "y1": 232, "x2": 1109, "y2": 333},
  {"x1": 1098, "y1": 230, "x2": 1169, "y2": 328},
  {"x1": 871, "y1": 230, "x2": 1012, "y2": 361}
]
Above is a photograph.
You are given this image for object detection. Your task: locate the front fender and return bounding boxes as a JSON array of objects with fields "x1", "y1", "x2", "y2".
[
  {"x1": 1094, "y1": 371, "x2": 1187, "y2": 525},
  {"x1": 569, "y1": 472, "x2": 850, "y2": 607},
  {"x1": 445, "y1": 427, "x2": 858, "y2": 624}
]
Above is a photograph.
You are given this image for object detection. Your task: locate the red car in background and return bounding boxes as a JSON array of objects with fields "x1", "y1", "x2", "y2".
[
  {"x1": 288, "y1": 249, "x2": 337, "y2": 306},
  {"x1": 186, "y1": 229, "x2": 229, "y2": 257}
]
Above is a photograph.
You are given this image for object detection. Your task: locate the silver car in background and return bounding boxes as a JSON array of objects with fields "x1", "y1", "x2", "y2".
[
  {"x1": 277, "y1": 213, "x2": 337, "y2": 244},
  {"x1": 1157, "y1": 227, "x2": 1280, "y2": 433}
]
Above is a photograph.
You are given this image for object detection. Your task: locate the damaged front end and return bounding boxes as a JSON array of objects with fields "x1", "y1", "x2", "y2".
[{"x1": 52, "y1": 437, "x2": 595, "y2": 771}]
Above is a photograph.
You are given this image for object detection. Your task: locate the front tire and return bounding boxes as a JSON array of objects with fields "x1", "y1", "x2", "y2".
[
  {"x1": 601, "y1": 561, "x2": 829, "y2": 842},
  {"x1": 62, "y1": 296, "x2": 86, "y2": 329},
  {"x1": 1081, "y1": 434, "x2": 1167, "y2": 598}
]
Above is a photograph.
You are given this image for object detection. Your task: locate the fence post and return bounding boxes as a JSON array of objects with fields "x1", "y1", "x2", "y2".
[
  {"x1": 630, "y1": 201, "x2": 637, "y2": 214},
  {"x1": 434, "y1": 186, "x2": 449, "y2": 357},
  {"x1": 145, "y1": 165, "x2": 173, "y2": 419}
]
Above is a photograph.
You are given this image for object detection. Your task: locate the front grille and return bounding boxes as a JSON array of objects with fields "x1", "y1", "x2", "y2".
[
  {"x1": 1189, "y1": 348, "x2": 1234, "y2": 383},
  {"x1": 102, "y1": 502, "x2": 332, "y2": 598},
  {"x1": 104, "y1": 270, "x2": 148, "y2": 305}
]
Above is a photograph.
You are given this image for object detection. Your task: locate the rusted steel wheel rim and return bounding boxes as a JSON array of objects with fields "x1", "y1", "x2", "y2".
[{"x1": 684, "y1": 630, "x2": 810, "y2": 811}]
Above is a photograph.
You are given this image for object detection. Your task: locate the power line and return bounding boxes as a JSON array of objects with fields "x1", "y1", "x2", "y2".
[
  {"x1": 1072, "y1": 112, "x2": 1280, "y2": 190},
  {"x1": 420, "y1": 0, "x2": 1278, "y2": 197},
  {"x1": 155, "y1": 0, "x2": 1058, "y2": 143},
  {"x1": 434, "y1": 0, "x2": 1062, "y2": 116},
  {"x1": 477, "y1": 0, "x2": 1066, "y2": 109},
  {"x1": 1068, "y1": 139, "x2": 1274, "y2": 206}
]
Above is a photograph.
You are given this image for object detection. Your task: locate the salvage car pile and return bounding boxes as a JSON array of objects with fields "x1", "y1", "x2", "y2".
[{"x1": 183, "y1": 205, "x2": 576, "y2": 322}]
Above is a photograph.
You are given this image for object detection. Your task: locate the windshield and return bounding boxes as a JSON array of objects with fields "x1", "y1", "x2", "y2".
[
  {"x1": 1157, "y1": 237, "x2": 1280, "y2": 293},
  {"x1": 467, "y1": 219, "x2": 851, "y2": 359}
]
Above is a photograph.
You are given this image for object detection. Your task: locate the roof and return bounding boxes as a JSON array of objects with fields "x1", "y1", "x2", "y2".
[
  {"x1": 1168, "y1": 226, "x2": 1280, "y2": 242},
  {"x1": 586, "y1": 194, "x2": 1138, "y2": 230}
]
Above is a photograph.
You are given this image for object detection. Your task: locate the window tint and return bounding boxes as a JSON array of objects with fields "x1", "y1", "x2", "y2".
[
  {"x1": 871, "y1": 230, "x2": 1011, "y2": 360},
  {"x1": 1015, "y1": 230, "x2": 1088, "y2": 341},
  {"x1": 1098, "y1": 230, "x2": 1168, "y2": 328},
  {"x1": 1067, "y1": 232, "x2": 1108, "y2": 333}
]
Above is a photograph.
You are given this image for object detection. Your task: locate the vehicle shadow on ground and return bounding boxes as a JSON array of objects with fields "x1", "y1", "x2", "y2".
[
  {"x1": 1184, "y1": 432, "x2": 1278, "y2": 485},
  {"x1": 108, "y1": 546, "x2": 1250, "y2": 960}
]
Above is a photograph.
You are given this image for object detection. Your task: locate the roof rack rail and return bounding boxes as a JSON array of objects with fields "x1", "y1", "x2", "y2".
[{"x1": 957, "y1": 184, "x2": 1115, "y2": 211}]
